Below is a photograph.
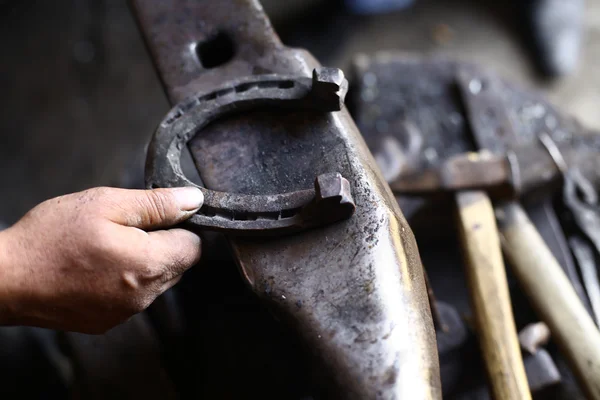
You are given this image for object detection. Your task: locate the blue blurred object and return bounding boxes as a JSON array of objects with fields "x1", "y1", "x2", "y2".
[{"x1": 345, "y1": 0, "x2": 415, "y2": 15}]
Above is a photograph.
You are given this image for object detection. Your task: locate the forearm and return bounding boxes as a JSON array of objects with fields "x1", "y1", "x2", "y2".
[{"x1": 0, "y1": 228, "x2": 21, "y2": 325}]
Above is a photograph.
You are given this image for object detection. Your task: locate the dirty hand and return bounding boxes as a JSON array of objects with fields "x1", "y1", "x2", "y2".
[{"x1": 0, "y1": 187, "x2": 203, "y2": 334}]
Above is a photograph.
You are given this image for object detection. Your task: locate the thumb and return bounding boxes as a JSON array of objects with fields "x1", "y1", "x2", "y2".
[{"x1": 107, "y1": 187, "x2": 204, "y2": 229}]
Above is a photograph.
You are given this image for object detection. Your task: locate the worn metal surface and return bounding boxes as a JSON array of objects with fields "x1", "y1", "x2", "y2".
[
  {"x1": 132, "y1": 2, "x2": 440, "y2": 398},
  {"x1": 146, "y1": 68, "x2": 355, "y2": 234}
]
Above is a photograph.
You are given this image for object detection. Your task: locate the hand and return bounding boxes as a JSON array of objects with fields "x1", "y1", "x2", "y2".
[{"x1": 0, "y1": 186, "x2": 203, "y2": 334}]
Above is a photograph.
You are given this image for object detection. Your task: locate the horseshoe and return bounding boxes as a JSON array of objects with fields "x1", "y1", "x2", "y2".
[{"x1": 145, "y1": 67, "x2": 356, "y2": 235}]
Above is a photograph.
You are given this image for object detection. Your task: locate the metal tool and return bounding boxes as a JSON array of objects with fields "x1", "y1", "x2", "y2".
[
  {"x1": 392, "y1": 132, "x2": 600, "y2": 325},
  {"x1": 146, "y1": 68, "x2": 355, "y2": 234},
  {"x1": 499, "y1": 204, "x2": 600, "y2": 399},
  {"x1": 457, "y1": 69, "x2": 600, "y2": 400},
  {"x1": 391, "y1": 135, "x2": 599, "y2": 320},
  {"x1": 351, "y1": 53, "x2": 600, "y2": 398},
  {"x1": 518, "y1": 322, "x2": 562, "y2": 396},
  {"x1": 389, "y1": 150, "x2": 518, "y2": 199},
  {"x1": 569, "y1": 237, "x2": 600, "y2": 326},
  {"x1": 523, "y1": 350, "x2": 561, "y2": 397},
  {"x1": 407, "y1": 67, "x2": 531, "y2": 400},
  {"x1": 451, "y1": 78, "x2": 531, "y2": 398},
  {"x1": 556, "y1": 152, "x2": 600, "y2": 326},
  {"x1": 357, "y1": 56, "x2": 531, "y2": 398},
  {"x1": 455, "y1": 189, "x2": 531, "y2": 400},
  {"x1": 523, "y1": 199, "x2": 592, "y2": 317},
  {"x1": 538, "y1": 133, "x2": 600, "y2": 326},
  {"x1": 132, "y1": 1, "x2": 441, "y2": 398}
]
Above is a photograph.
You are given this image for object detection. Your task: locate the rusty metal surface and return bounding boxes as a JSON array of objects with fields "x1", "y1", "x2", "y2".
[{"x1": 132, "y1": 2, "x2": 440, "y2": 398}]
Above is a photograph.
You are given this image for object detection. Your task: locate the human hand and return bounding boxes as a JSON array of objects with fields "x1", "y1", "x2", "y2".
[{"x1": 0, "y1": 186, "x2": 203, "y2": 333}]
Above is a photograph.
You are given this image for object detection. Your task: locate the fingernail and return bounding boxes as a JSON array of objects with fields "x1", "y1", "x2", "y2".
[{"x1": 171, "y1": 187, "x2": 204, "y2": 211}]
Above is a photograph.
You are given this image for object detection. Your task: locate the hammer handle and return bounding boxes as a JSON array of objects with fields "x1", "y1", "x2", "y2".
[
  {"x1": 499, "y1": 202, "x2": 600, "y2": 400},
  {"x1": 455, "y1": 191, "x2": 531, "y2": 400}
]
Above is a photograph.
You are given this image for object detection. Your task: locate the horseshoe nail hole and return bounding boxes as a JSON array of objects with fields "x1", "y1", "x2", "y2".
[
  {"x1": 281, "y1": 208, "x2": 298, "y2": 219},
  {"x1": 216, "y1": 210, "x2": 234, "y2": 220},
  {"x1": 215, "y1": 88, "x2": 234, "y2": 97},
  {"x1": 200, "y1": 208, "x2": 216, "y2": 217},
  {"x1": 260, "y1": 211, "x2": 281, "y2": 220},
  {"x1": 278, "y1": 80, "x2": 294, "y2": 89},
  {"x1": 236, "y1": 83, "x2": 257, "y2": 93},
  {"x1": 199, "y1": 92, "x2": 217, "y2": 101},
  {"x1": 164, "y1": 109, "x2": 184, "y2": 125},
  {"x1": 197, "y1": 31, "x2": 235, "y2": 69},
  {"x1": 234, "y1": 212, "x2": 260, "y2": 221},
  {"x1": 257, "y1": 81, "x2": 278, "y2": 89},
  {"x1": 234, "y1": 212, "x2": 247, "y2": 221}
]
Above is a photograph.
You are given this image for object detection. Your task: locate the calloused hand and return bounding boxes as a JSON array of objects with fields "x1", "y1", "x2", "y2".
[{"x1": 0, "y1": 186, "x2": 203, "y2": 334}]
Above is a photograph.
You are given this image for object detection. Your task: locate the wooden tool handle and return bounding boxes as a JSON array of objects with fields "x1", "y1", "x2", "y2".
[
  {"x1": 499, "y1": 202, "x2": 600, "y2": 400},
  {"x1": 456, "y1": 191, "x2": 531, "y2": 400}
]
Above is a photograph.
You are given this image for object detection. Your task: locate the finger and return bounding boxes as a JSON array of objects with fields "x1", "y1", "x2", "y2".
[
  {"x1": 144, "y1": 228, "x2": 202, "y2": 280},
  {"x1": 105, "y1": 187, "x2": 203, "y2": 229}
]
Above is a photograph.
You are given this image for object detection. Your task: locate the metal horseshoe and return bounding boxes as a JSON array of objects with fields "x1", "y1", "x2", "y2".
[{"x1": 145, "y1": 67, "x2": 356, "y2": 235}]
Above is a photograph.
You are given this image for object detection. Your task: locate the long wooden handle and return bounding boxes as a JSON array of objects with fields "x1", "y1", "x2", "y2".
[
  {"x1": 498, "y1": 202, "x2": 600, "y2": 400},
  {"x1": 455, "y1": 191, "x2": 531, "y2": 400}
]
